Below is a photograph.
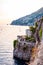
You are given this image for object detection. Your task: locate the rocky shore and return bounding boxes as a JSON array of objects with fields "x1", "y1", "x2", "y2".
[
  {"x1": 13, "y1": 42, "x2": 35, "y2": 62},
  {"x1": 13, "y1": 16, "x2": 43, "y2": 65}
]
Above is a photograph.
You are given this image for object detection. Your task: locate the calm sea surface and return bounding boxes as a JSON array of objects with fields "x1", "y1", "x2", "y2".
[{"x1": 0, "y1": 25, "x2": 28, "y2": 65}]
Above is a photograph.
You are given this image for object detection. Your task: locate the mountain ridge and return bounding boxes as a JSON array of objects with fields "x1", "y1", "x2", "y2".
[{"x1": 11, "y1": 7, "x2": 43, "y2": 26}]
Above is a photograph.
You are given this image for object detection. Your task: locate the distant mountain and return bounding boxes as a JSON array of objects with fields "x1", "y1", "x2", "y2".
[{"x1": 11, "y1": 7, "x2": 43, "y2": 26}]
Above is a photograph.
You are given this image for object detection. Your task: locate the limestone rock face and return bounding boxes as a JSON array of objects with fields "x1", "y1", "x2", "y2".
[
  {"x1": 13, "y1": 42, "x2": 35, "y2": 61},
  {"x1": 29, "y1": 43, "x2": 43, "y2": 65}
]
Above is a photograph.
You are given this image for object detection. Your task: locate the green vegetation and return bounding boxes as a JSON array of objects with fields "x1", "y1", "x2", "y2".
[
  {"x1": 25, "y1": 36, "x2": 36, "y2": 42},
  {"x1": 25, "y1": 22, "x2": 42, "y2": 42},
  {"x1": 30, "y1": 22, "x2": 38, "y2": 34},
  {"x1": 39, "y1": 28, "x2": 42, "y2": 39},
  {"x1": 30, "y1": 26, "x2": 36, "y2": 34},
  {"x1": 30, "y1": 22, "x2": 42, "y2": 40},
  {"x1": 13, "y1": 40, "x2": 18, "y2": 48},
  {"x1": 25, "y1": 22, "x2": 38, "y2": 42},
  {"x1": 35, "y1": 22, "x2": 42, "y2": 39},
  {"x1": 35, "y1": 22, "x2": 38, "y2": 28}
]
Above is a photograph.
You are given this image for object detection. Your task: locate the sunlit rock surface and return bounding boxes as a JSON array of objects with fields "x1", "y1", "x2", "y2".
[
  {"x1": 29, "y1": 43, "x2": 43, "y2": 65},
  {"x1": 29, "y1": 17, "x2": 43, "y2": 65}
]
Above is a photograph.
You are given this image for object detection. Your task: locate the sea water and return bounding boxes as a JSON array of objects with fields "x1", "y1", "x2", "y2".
[{"x1": 0, "y1": 25, "x2": 28, "y2": 65}]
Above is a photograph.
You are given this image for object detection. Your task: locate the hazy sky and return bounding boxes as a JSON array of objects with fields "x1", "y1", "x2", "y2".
[{"x1": 0, "y1": 0, "x2": 43, "y2": 24}]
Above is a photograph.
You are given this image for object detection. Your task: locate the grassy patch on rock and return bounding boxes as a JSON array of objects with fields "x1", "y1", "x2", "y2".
[{"x1": 13, "y1": 40, "x2": 18, "y2": 48}]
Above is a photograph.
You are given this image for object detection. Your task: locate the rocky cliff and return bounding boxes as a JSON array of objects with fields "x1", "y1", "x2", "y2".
[
  {"x1": 29, "y1": 43, "x2": 43, "y2": 65},
  {"x1": 13, "y1": 17, "x2": 43, "y2": 65}
]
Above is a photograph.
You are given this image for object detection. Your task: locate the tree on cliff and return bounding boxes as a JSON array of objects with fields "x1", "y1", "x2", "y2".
[{"x1": 35, "y1": 16, "x2": 43, "y2": 46}]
